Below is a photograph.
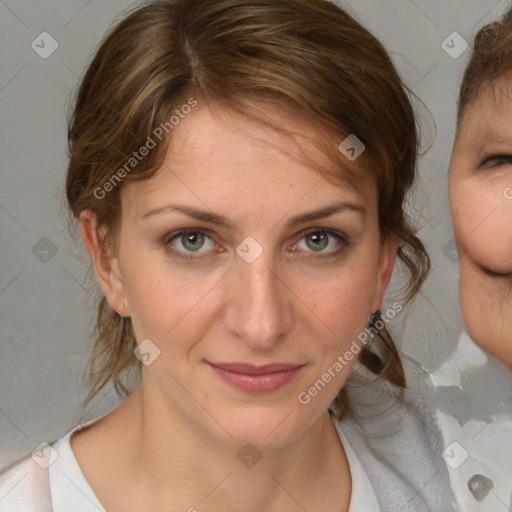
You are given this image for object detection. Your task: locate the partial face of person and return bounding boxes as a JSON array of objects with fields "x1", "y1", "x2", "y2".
[
  {"x1": 449, "y1": 75, "x2": 512, "y2": 367},
  {"x1": 97, "y1": 101, "x2": 395, "y2": 450}
]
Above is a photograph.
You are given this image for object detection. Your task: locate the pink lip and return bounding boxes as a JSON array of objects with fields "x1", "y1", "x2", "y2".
[{"x1": 208, "y1": 362, "x2": 305, "y2": 393}]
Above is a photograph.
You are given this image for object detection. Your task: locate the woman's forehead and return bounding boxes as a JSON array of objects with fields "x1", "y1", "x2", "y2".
[
  {"x1": 459, "y1": 75, "x2": 512, "y2": 136},
  {"x1": 119, "y1": 110, "x2": 375, "y2": 223},
  {"x1": 122, "y1": 159, "x2": 370, "y2": 225},
  {"x1": 166, "y1": 102, "x2": 369, "y2": 182},
  {"x1": 166, "y1": 101, "x2": 329, "y2": 161}
]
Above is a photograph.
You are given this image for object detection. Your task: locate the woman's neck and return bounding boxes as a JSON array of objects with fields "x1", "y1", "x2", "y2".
[{"x1": 74, "y1": 379, "x2": 351, "y2": 512}]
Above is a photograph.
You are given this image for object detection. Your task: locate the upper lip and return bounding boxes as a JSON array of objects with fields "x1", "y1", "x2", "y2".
[{"x1": 208, "y1": 362, "x2": 304, "y2": 375}]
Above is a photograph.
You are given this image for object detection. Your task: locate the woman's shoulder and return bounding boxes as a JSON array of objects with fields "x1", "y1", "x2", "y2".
[
  {"x1": 0, "y1": 412, "x2": 110, "y2": 512},
  {"x1": 0, "y1": 450, "x2": 53, "y2": 512},
  {"x1": 334, "y1": 359, "x2": 455, "y2": 512}
]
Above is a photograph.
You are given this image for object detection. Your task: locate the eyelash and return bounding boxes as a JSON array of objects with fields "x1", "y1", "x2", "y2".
[
  {"x1": 480, "y1": 154, "x2": 512, "y2": 168},
  {"x1": 163, "y1": 227, "x2": 350, "y2": 261}
]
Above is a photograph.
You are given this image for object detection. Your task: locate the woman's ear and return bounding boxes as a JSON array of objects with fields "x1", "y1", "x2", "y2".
[
  {"x1": 370, "y1": 233, "x2": 398, "y2": 313},
  {"x1": 80, "y1": 210, "x2": 129, "y2": 317}
]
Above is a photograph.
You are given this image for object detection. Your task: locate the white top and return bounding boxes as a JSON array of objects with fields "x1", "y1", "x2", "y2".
[
  {"x1": 0, "y1": 410, "x2": 380, "y2": 512},
  {"x1": 333, "y1": 417, "x2": 381, "y2": 511}
]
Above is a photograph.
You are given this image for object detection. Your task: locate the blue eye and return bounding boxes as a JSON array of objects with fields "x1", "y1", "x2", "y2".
[
  {"x1": 166, "y1": 229, "x2": 216, "y2": 257},
  {"x1": 293, "y1": 228, "x2": 349, "y2": 257},
  {"x1": 163, "y1": 227, "x2": 349, "y2": 261}
]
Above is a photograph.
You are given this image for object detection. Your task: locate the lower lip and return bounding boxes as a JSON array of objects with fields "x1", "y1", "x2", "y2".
[{"x1": 209, "y1": 364, "x2": 304, "y2": 393}]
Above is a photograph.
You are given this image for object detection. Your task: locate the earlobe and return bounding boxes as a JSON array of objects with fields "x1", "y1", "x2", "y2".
[
  {"x1": 79, "y1": 210, "x2": 128, "y2": 316},
  {"x1": 370, "y1": 233, "x2": 398, "y2": 313}
]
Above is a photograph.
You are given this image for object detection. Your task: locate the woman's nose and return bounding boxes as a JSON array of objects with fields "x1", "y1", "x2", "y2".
[{"x1": 224, "y1": 242, "x2": 294, "y2": 351}]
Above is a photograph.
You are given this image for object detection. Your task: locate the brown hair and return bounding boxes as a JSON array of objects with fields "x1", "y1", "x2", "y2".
[
  {"x1": 66, "y1": 0, "x2": 430, "y2": 412},
  {"x1": 457, "y1": 6, "x2": 512, "y2": 128}
]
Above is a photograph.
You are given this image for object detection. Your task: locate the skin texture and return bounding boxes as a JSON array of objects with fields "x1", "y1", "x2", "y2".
[
  {"x1": 76, "y1": 101, "x2": 396, "y2": 511},
  {"x1": 449, "y1": 75, "x2": 512, "y2": 367}
]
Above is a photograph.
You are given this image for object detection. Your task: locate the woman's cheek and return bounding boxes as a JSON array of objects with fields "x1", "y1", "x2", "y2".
[
  {"x1": 123, "y1": 266, "x2": 188, "y2": 340},
  {"x1": 452, "y1": 182, "x2": 512, "y2": 271}
]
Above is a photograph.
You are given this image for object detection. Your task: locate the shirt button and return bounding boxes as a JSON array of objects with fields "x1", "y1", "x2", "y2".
[{"x1": 468, "y1": 474, "x2": 494, "y2": 501}]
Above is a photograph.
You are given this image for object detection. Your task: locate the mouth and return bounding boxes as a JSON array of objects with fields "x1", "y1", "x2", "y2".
[{"x1": 207, "y1": 362, "x2": 305, "y2": 393}]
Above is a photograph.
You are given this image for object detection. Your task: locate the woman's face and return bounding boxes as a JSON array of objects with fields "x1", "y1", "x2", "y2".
[
  {"x1": 449, "y1": 76, "x2": 512, "y2": 366},
  {"x1": 99, "y1": 101, "x2": 395, "y2": 450}
]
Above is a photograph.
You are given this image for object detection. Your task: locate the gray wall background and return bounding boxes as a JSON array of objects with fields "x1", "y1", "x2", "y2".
[{"x1": 0, "y1": 0, "x2": 508, "y2": 469}]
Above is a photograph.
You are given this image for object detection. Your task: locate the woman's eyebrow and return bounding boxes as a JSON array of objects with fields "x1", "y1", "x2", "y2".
[
  {"x1": 286, "y1": 202, "x2": 366, "y2": 228},
  {"x1": 141, "y1": 201, "x2": 366, "y2": 230},
  {"x1": 476, "y1": 130, "x2": 512, "y2": 152},
  {"x1": 142, "y1": 205, "x2": 235, "y2": 230}
]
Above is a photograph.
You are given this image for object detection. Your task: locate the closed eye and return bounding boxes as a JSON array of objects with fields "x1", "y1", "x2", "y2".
[{"x1": 479, "y1": 154, "x2": 512, "y2": 169}]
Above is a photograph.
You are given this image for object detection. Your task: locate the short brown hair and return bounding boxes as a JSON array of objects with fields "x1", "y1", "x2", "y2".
[
  {"x1": 457, "y1": 6, "x2": 512, "y2": 127},
  {"x1": 66, "y1": 0, "x2": 429, "y2": 411}
]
